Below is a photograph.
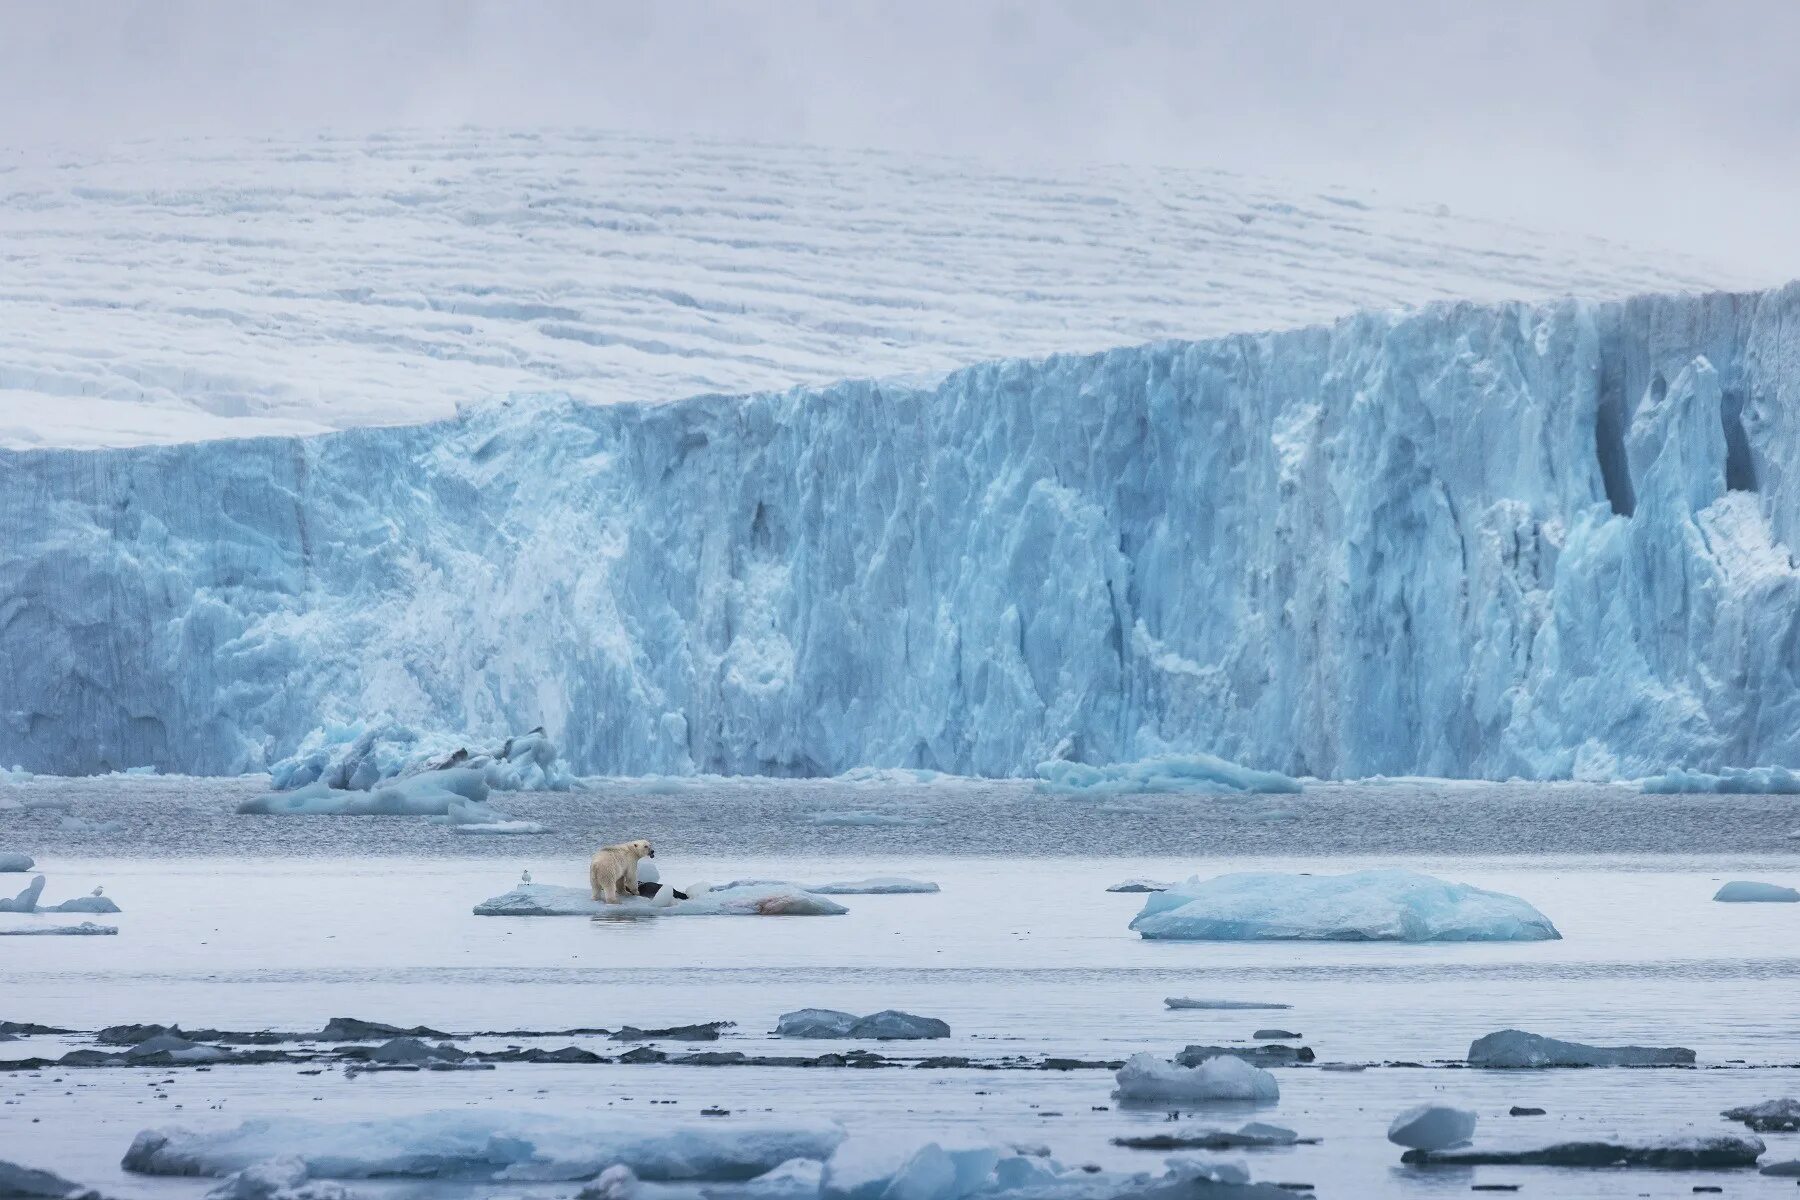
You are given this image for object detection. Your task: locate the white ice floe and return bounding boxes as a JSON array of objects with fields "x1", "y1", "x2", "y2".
[
  {"x1": 723, "y1": 877, "x2": 939, "y2": 895},
  {"x1": 1387, "y1": 1104, "x2": 1478, "y2": 1150},
  {"x1": 1113, "y1": 1052, "x2": 1280, "y2": 1103},
  {"x1": 269, "y1": 721, "x2": 572, "y2": 794},
  {"x1": 775, "y1": 1010, "x2": 950, "y2": 1040},
  {"x1": 1165, "y1": 998, "x2": 1292, "y2": 1011},
  {"x1": 1467, "y1": 1029, "x2": 1695, "y2": 1067},
  {"x1": 1713, "y1": 880, "x2": 1800, "y2": 902},
  {"x1": 473, "y1": 882, "x2": 847, "y2": 918},
  {"x1": 123, "y1": 1112, "x2": 845, "y2": 1181},
  {"x1": 1037, "y1": 753, "x2": 1301, "y2": 797},
  {"x1": 1641, "y1": 766, "x2": 1800, "y2": 793},
  {"x1": 1130, "y1": 868, "x2": 1561, "y2": 942},
  {"x1": 0, "y1": 853, "x2": 32, "y2": 872},
  {"x1": 0, "y1": 922, "x2": 116, "y2": 936}
]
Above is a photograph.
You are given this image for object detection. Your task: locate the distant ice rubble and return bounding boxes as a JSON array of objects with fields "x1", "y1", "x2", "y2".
[
  {"x1": 269, "y1": 721, "x2": 571, "y2": 793},
  {"x1": 1467, "y1": 1030, "x2": 1696, "y2": 1068},
  {"x1": 1165, "y1": 998, "x2": 1292, "y2": 1011},
  {"x1": 1037, "y1": 753, "x2": 1301, "y2": 797},
  {"x1": 1129, "y1": 868, "x2": 1560, "y2": 942},
  {"x1": 1713, "y1": 880, "x2": 1800, "y2": 902},
  {"x1": 1723, "y1": 1099, "x2": 1800, "y2": 1132},
  {"x1": 0, "y1": 852, "x2": 33, "y2": 872},
  {"x1": 1641, "y1": 766, "x2": 1800, "y2": 793},
  {"x1": 723, "y1": 877, "x2": 939, "y2": 895},
  {"x1": 473, "y1": 881, "x2": 847, "y2": 917},
  {"x1": 775, "y1": 1009, "x2": 950, "y2": 1040},
  {"x1": 1401, "y1": 1134, "x2": 1765, "y2": 1169}
]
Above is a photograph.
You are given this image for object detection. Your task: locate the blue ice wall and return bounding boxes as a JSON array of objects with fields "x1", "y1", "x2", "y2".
[{"x1": 5, "y1": 285, "x2": 1800, "y2": 779}]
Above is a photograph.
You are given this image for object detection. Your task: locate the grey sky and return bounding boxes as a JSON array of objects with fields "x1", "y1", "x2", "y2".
[{"x1": 3, "y1": 0, "x2": 1796, "y2": 278}]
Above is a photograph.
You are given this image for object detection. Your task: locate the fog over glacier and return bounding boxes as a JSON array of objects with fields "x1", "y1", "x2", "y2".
[{"x1": 5, "y1": 285, "x2": 1797, "y2": 780}]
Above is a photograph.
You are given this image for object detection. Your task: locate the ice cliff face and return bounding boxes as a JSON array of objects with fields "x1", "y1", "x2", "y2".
[{"x1": 4, "y1": 284, "x2": 1800, "y2": 780}]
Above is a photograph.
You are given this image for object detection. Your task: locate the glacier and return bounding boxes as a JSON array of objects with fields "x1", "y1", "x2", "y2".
[{"x1": 7, "y1": 284, "x2": 1800, "y2": 780}]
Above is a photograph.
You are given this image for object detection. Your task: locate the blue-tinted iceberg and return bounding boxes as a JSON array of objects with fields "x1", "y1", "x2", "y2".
[
  {"x1": 1037, "y1": 753, "x2": 1301, "y2": 796},
  {"x1": 0, "y1": 853, "x2": 32, "y2": 872},
  {"x1": 473, "y1": 881, "x2": 847, "y2": 917},
  {"x1": 1642, "y1": 766, "x2": 1800, "y2": 794},
  {"x1": 1113, "y1": 1052, "x2": 1280, "y2": 1103},
  {"x1": 269, "y1": 722, "x2": 571, "y2": 793},
  {"x1": 1131, "y1": 868, "x2": 1561, "y2": 942},
  {"x1": 1714, "y1": 880, "x2": 1800, "y2": 902},
  {"x1": 122, "y1": 1112, "x2": 844, "y2": 1181}
]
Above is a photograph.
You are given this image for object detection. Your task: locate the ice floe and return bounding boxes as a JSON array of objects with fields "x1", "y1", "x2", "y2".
[
  {"x1": 818, "y1": 1136, "x2": 1287, "y2": 1199},
  {"x1": 269, "y1": 721, "x2": 571, "y2": 793},
  {"x1": 0, "y1": 853, "x2": 33, "y2": 872},
  {"x1": 1723, "y1": 1099, "x2": 1800, "y2": 1132},
  {"x1": 123, "y1": 1112, "x2": 846, "y2": 1181},
  {"x1": 1130, "y1": 868, "x2": 1560, "y2": 942},
  {"x1": 1467, "y1": 1029, "x2": 1696, "y2": 1067},
  {"x1": 1106, "y1": 879, "x2": 1169, "y2": 893},
  {"x1": 775, "y1": 1010, "x2": 950, "y2": 1040},
  {"x1": 1714, "y1": 880, "x2": 1799, "y2": 902},
  {"x1": 1641, "y1": 766, "x2": 1800, "y2": 793},
  {"x1": 1400, "y1": 1134, "x2": 1764, "y2": 1168},
  {"x1": 1113, "y1": 1052, "x2": 1280, "y2": 1103},
  {"x1": 0, "y1": 922, "x2": 116, "y2": 936},
  {"x1": 1037, "y1": 753, "x2": 1301, "y2": 797},
  {"x1": 724, "y1": 877, "x2": 939, "y2": 895},
  {"x1": 1112, "y1": 1121, "x2": 1307, "y2": 1151},
  {"x1": 1165, "y1": 998, "x2": 1291, "y2": 1011},
  {"x1": 0, "y1": 876, "x2": 119, "y2": 914},
  {"x1": 473, "y1": 881, "x2": 847, "y2": 917},
  {"x1": 1387, "y1": 1104, "x2": 1477, "y2": 1150},
  {"x1": 1177, "y1": 1043, "x2": 1312, "y2": 1067},
  {"x1": 204, "y1": 1156, "x2": 351, "y2": 1200},
  {"x1": 0, "y1": 1158, "x2": 107, "y2": 1199}
]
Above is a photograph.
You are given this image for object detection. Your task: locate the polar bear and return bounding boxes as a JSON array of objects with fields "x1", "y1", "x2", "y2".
[{"x1": 589, "y1": 839, "x2": 655, "y2": 903}]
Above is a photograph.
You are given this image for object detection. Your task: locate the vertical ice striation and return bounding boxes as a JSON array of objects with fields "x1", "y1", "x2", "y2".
[{"x1": 4, "y1": 284, "x2": 1800, "y2": 780}]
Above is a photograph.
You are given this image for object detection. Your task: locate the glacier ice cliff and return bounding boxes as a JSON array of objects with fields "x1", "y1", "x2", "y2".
[{"x1": 5, "y1": 284, "x2": 1800, "y2": 780}]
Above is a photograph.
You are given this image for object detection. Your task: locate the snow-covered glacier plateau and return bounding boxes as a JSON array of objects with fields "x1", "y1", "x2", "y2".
[{"x1": 5, "y1": 284, "x2": 1800, "y2": 780}]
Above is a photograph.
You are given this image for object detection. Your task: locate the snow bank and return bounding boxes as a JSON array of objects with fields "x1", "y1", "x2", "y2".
[
  {"x1": 1113, "y1": 1052, "x2": 1279, "y2": 1103},
  {"x1": 473, "y1": 882, "x2": 847, "y2": 917},
  {"x1": 1037, "y1": 753, "x2": 1301, "y2": 796},
  {"x1": 1468, "y1": 1029, "x2": 1696, "y2": 1068},
  {"x1": 1130, "y1": 868, "x2": 1561, "y2": 942},
  {"x1": 1641, "y1": 766, "x2": 1800, "y2": 793},
  {"x1": 268, "y1": 721, "x2": 571, "y2": 794},
  {"x1": 0, "y1": 853, "x2": 32, "y2": 873},
  {"x1": 1713, "y1": 880, "x2": 1800, "y2": 902},
  {"x1": 123, "y1": 1112, "x2": 845, "y2": 1181}
]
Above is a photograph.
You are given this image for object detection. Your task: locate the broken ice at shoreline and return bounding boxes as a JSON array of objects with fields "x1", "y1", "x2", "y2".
[
  {"x1": 269, "y1": 721, "x2": 571, "y2": 793},
  {"x1": 0, "y1": 875, "x2": 120, "y2": 914},
  {"x1": 1037, "y1": 753, "x2": 1301, "y2": 797},
  {"x1": 473, "y1": 881, "x2": 847, "y2": 917},
  {"x1": 1641, "y1": 765, "x2": 1800, "y2": 793},
  {"x1": 1130, "y1": 868, "x2": 1561, "y2": 942},
  {"x1": 1113, "y1": 1052, "x2": 1280, "y2": 1103},
  {"x1": 123, "y1": 1111, "x2": 844, "y2": 1181}
]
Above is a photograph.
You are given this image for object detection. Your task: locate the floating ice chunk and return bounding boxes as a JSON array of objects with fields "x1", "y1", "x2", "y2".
[
  {"x1": 122, "y1": 1112, "x2": 846, "y2": 1181},
  {"x1": 1177, "y1": 1043, "x2": 1312, "y2": 1067},
  {"x1": 1722, "y1": 1099, "x2": 1800, "y2": 1132},
  {"x1": 1131, "y1": 869, "x2": 1561, "y2": 942},
  {"x1": 1400, "y1": 1134, "x2": 1764, "y2": 1168},
  {"x1": 1714, "y1": 880, "x2": 1800, "y2": 902},
  {"x1": 774, "y1": 1009, "x2": 949, "y2": 1040},
  {"x1": 0, "y1": 766, "x2": 34, "y2": 784},
  {"x1": 1106, "y1": 879, "x2": 1169, "y2": 893},
  {"x1": 0, "y1": 922, "x2": 116, "y2": 936},
  {"x1": 733, "y1": 1157, "x2": 823, "y2": 1198},
  {"x1": 0, "y1": 1158, "x2": 106, "y2": 1199},
  {"x1": 1468, "y1": 1029, "x2": 1696, "y2": 1068},
  {"x1": 269, "y1": 721, "x2": 572, "y2": 794},
  {"x1": 46, "y1": 890, "x2": 120, "y2": 914},
  {"x1": 446, "y1": 820, "x2": 551, "y2": 835},
  {"x1": 1387, "y1": 1104, "x2": 1477, "y2": 1150},
  {"x1": 1113, "y1": 1121, "x2": 1305, "y2": 1150},
  {"x1": 1165, "y1": 998, "x2": 1291, "y2": 1011},
  {"x1": 1037, "y1": 753, "x2": 1301, "y2": 797},
  {"x1": 203, "y1": 1155, "x2": 353, "y2": 1200},
  {"x1": 127, "y1": 1034, "x2": 232, "y2": 1065},
  {"x1": 1641, "y1": 766, "x2": 1800, "y2": 793},
  {"x1": 805, "y1": 811, "x2": 935, "y2": 827},
  {"x1": 473, "y1": 882, "x2": 847, "y2": 917},
  {"x1": 1763, "y1": 1159, "x2": 1800, "y2": 1177},
  {"x1": 0, "y1": 876, "x2": 46, "y2": 912},
  {"x1": 239, "y1": 769, "x2": 489, "y2": 816},
  {"x1": 0, "y1": 853, "x2": 33, "y2": 872},
  {"x1": 1113, "y1": 1052, "x2": 1279, "y2": 1103}
]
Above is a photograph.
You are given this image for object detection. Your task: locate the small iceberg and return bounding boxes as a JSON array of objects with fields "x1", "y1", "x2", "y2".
[
  {"x1": 0, "y1": 853, "x2": 33, "y2": 873},
  {"x1": 1112, "y1": 1120, "x2": 1306, "y2": 1150},
  {"x1": 240, "y1": 769, "x2": 490, "y2": 816},
  {"x1": 1036, "y1": 752, "x2": 1301, "y2": 797},
  {"x1": 0, "y1": 922, "x2": 116, "y2": 936},
  {"x1": 1468, "y1": 1029, "x2": 1696, "y2": 1068},
  {"x1": 473, "y1": 882, "x2": 847, "y2": 917},
  {"x1": 1387, "y1": 1104, "x2": 1477, "y2": 1150},
  {"x1": 1400, "y1": 1134, "x2": 1764, "y2": 1169},
  {"x1": 0, "y1": 1158, "x2": 107, "y2": 1199},
  {"x1": 1641, "y1": 765, "x2": 1800, "y2": 793},
  {"x1": 269, "y1": 720, "x2": 572, "y2": 794},
  {"x1": 122, "y1": 1112, "x2": 845, "y2": 1181},
  {"x1": 58, "y1": 815, "x2": 125, "y2": 834},
  {"x1": 774, "y1": 1009, "x2": 949, "y2": 1040},
  {"x1": 0, "y1": 877, "x2": 120, "y2": 914},
  {"x1": 1112, "y1": 1052, "x2": 1279, "y2": 1103},
  {"x1": 1106, "y1": 878, "x2": 1169, "y2": 893},
  {"x1": 1714, "y1": 880, "x2": 1800, "y2": 903},
  {"x1": 1165, "y1": 997, "x2": 1291, "y2": 1011},
  {"x1": 818, "y1": 1137, "x2": 1277, "y2": 1200},
  {"x1": 1722, "y1": 1099, "x2": 1800, "y2": 1132},
  {"x1": 1130, "y1": 868, "x2": 1560, "y2": 942}
]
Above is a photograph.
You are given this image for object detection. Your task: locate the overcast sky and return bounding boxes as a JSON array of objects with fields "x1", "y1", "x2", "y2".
[{"x1": 3, "y1": 0, "x2": 1795, "y2": 279}]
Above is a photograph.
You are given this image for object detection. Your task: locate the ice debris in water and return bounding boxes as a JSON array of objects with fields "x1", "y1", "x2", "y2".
[
  {"x1": 723, "y1": 877, "x2": 939, "y2": 895},
  {"x1": 818, "y1": 1136, "x2": 1276, "y2": 1200},
  {"x1": 0, "y1": 875, "x2": 116, "y2": 913},
  {"x1": 1722, "y1": 1099, "x2": 1800, "y2": 1132},
  {"x1": 1641, "y1": 765, "x2": 1800, "y2": 793},
  {"x1": 1713, "y1": 880, "x2": 1800, "y2": 902},
  {"x1": 122, "y1": 1112, "x2": 845, "y2": 1181},
  {"x1": 0, "y1": 1158, "x2": 107, "y2": 1199},
  {"x1": 204, "y1": 1156, "x2": 351, "y2": 1200},
  {"x1": 1467, "y1": 1030, "x2": 1696, "y2": 1067},
  {"x1": 268, "y1": 720, "x2": 571, "y2": 793},
  {"x1": 1400, "y1": 1134, "x2": 1765, "y2": 1169},
  {"x1": 0, "y1": 853, "x2": 33, "y2": 872},
  {"x1": 775, "y1": 1010, "x2": 950, "y2": 1040},
  {"x1": 1106, "y1": 879, "x2": 1169, "y2": 893},
  {"x1": 805, "y1": 811, "x2": 935, "y2": 827},
  {"x1": 1036, "y1": 753, "x2": 1301, "y2": 796},
  {"x1": 1387, "y1": 1104, "x2": 1477, "y2": 1150},
  {"x1": 1112, "y1": 1052, "x2": 1280, "y2": 1103},
  {"x1": 0, "y1": 922, "x2": 116, "y2": 936},
  {"x1": 241, "y1": 770, "x2": 546, "y2": 831},
  {"x1": 1130, "y1": 868, "x2": 1560, "y2": 942},
  {"x1": 1165, "y1": 998, "x2": 1292, "y2": 1011},
  {"x1": 473, "y1": 881, "x2": 847, "y2": 917}
]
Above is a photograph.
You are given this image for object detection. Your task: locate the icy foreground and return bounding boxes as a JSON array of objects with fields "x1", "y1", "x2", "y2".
[
  {"x1": 14, "y1": 285, "x2": 1800, "y2": 778},
  {"x1": 1130, "y1": 869, "x2": 1560, "y2": 942},
  {"x1": 123, "y1": 1112, "x2": 844, "y2": 1180},
  {"x1": 0, "y1": 128, "x2": 1734, "y2": 451}
]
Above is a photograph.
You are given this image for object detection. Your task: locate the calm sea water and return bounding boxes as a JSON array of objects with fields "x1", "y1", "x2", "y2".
[{"x1": 2, "y1": 774, "x2": 1798, "y2": 1197}]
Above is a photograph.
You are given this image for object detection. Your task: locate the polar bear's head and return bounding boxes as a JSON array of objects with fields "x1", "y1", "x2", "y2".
[{"x1": 608, "y1": 838, "x2": 654, "y2": 859}]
